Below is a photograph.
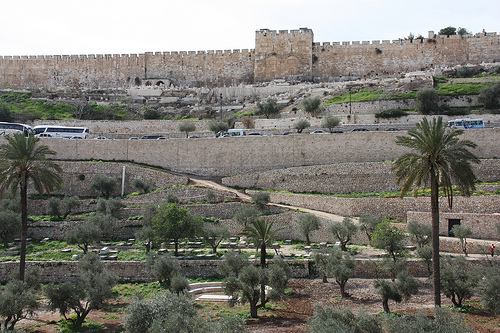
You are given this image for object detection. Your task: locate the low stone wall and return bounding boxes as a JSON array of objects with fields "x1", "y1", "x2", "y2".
[
  {"x1": 223, "y1": 159, "x2": 500, "y2": 194},
  {"x1": 0, "y1": 256, "x2": 493, "y2": 283},
  {"x1": 407, "y1": 211, "x2": 500, "y2": 242},
  {"x1": 258, "y1": 191, "x2": 500, "y2": 222}
]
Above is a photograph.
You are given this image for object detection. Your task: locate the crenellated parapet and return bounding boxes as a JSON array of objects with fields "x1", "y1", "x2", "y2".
[{"x1": 0, "y1": 28, "x2": 499, "y2": 89}]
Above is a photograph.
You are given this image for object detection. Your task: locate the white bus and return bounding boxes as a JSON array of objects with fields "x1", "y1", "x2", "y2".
[
  {"x1": 0, "y1": 122, "x2": 33, "y2": 137},
  {"x1": 216, "y1": 129, "x2": 247, "y2": 138},
  {"x1": 33, "y1": 125, "x2": 90, "y2": 139},
  {"x1": 447, "y1": 118, "x2": 484, "y2": 129}
]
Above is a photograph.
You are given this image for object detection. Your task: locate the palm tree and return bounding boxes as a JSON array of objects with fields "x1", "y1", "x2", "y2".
[
  {"x1": 392, "y1": 117, "x2": 479, "y2": 307},
  {"x1": 0, "y1": 133, "x2": 62, "y2": 281},
  {"x1": 241, "y1": 218, "x2": 282, "y2": 308}
]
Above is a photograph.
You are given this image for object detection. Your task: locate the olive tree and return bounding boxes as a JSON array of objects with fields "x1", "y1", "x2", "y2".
[
  {"x1": 0, "y1": 209, "x2": 20, "y2": 248},
  {"x1": 0, "y1": 268, "x2": 40, "y2": 331},
  {"x1": 152, "y1": 203, "x2": 202, "y2": 256},
  {"x1": 208, "y1": 121, "x2": 229, "y2": 135},
  {"x1": 451, "y1": 224, "x2": 473, "y2": 256},
  {"x1": 255, "y1": 98, "x2": 282, "y2": 119},
  {"x1": 374, "y1": 271, "x2": 420, "y2": 313},
  {"x1": 251, "y1": 191, "x2": 270, "y2": 212},
  {"x1": 123, "y1": 292, "x2": 246, "y2": 333},
  {"x1": 322, "y1": 115, "x2": 341, "y2": 133},
  {"x1": 359, "y1": 214, "x2": 383, "y2": 241},
  {"x1": 298, "y1": 213, "x2": 321, "y2": 245},
  {"x1": 89, "y1": 174, "x2": 116, "y2": 198},
  {"x1": 202, "y1": 223, "x2": 230, "y2": 253},
  {"x1": 328, "y1": 217, "x2": 358, "y2": 251},
  {"x1": 146, "y1": 253, "x2": 188, "y2": 292},
  {"x1": 46, "y1": 196, "x2": 80, "y2": 219},
  {"x1": 479, "y1": 263, "x2": 500, "y2": 315},
  {"x1": 135, "y1": 204, "x2": 157, "y2": 253},
  {"x1": 218, "y1": 252, "x2": 289, "y2": 318},
  {"x1": 407, "y1": 220, "x2": 431, "y2": 248},
  {"x1": 302, "y1": 96, "x2": 322, "y2": 116},
  {"x1": 313, "y1": 248, "x2": 355, "y2": 298},
  {"x1": 441, "y1": 256, "x2": 479, "y2": 307},
  {"x1": 294, "y1": 119, "x2": 310, "y2": 133},
  {"x1": 45, "y1": 253, "x2": 117, "y2": 329},
  {"x1": 179, "y1": 121, "x2": 196, "y2": 138},
  {"x1": 66, "y1": 214, "x2": 117, "y2": 254}
]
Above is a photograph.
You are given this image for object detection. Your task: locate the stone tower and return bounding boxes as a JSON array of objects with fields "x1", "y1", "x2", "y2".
[{"x1": 254, "y1": 28, "x2": 314, "y2": 82}]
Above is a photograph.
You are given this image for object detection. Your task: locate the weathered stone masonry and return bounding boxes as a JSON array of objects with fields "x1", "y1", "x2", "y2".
[{"x1": 1, "y1": 28, "x2": 499, "y2": 89}]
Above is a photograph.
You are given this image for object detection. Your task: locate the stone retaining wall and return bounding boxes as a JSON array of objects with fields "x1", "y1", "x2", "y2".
[
  {"x1": 257, "y1": 191, "x2": 500, "y2": 221},
  {"x1": 223, "y1": 159, "x2": 500, "y2": 194},
  {"x1": 15, "y1": 127, "x2": 500, "y2": 177},
  {"x1": 54, "y1": 161, "x2": 188, "y2": 197}
]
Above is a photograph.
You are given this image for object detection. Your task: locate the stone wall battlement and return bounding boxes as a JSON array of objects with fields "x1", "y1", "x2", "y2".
[{"x1": 2, "y1": 28, "x2": 499, "y2": 89}]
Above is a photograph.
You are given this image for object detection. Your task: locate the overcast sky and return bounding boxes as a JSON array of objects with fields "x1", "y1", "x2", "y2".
[{"x1": 1, "y1": 0, "x2": 498, "y2": 56}]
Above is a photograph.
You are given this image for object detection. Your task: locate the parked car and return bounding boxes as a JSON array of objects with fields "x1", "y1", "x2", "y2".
[
  {"x1": 331, "y1": 130, "x2": 343, "y2": 133},
  {"x1": 351, "y1": 128, "x2": 369, "y2": 132},
  {"x1": 94, "y1": 136, "x2": 107, "y2": 140},
  {"x1": 282, "y1": 132, "x2": 294, "y2": 135},
  {"x1": 129, "y1": 137, "x2": 139, "y2": 140},
  {"x1": 247, "y1": 132, "x2": 264, "y2": 136},
  {"x1": 310, "y1": 130, "x2": 328, "y2": 134},
  {"x1": 386, "y1": 128, "x2": 399, "y2": 131},
  {"x1": 141, "y1": 135, "x2": 165, "y2": 140}
]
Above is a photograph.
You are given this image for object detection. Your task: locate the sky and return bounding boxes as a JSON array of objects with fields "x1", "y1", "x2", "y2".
[{"x1": 1, "y1": 0, "x2": 499, "y2": 56}]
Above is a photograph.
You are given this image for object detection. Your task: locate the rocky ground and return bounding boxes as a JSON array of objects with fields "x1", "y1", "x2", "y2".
[{"x1": 17, "y1": 276, "x2": 500, "y2": 333}]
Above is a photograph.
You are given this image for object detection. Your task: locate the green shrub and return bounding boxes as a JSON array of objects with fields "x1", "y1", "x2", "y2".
[
  {"x1": 308, "y1": 306, "x2": 382, "y2": 333},
  {"x1": 416, "y1": 89, "x2": 440, "y2": 114},
  {"x1": 375, "y1": 108, "x2": 407, "y2": 119},
  {"x1": 89, "y1": 174, "x2": 117, "y2": 198},
  {"x1": 384, "y1": 308, "x2": 473, "y2": 333},
  {"x1": 477, "y1": 82, "x2": 500, "y2": 109}
]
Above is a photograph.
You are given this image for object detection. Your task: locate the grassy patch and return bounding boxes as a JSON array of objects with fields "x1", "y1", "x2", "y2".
[
  {"x1": 435, "y1": 82, "x2": 488, "y2": 95},
  {"x1": 324, "y1": 89, "x2": 416, "y2": 105}
]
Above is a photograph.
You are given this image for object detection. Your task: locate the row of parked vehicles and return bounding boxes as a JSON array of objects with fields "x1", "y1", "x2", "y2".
[
  {"x1": 0, "y1": 123, "x2": 89, "y2": 139},
  {"x1": 0, "y1": 118, "x2": 484, "y2": 140}
]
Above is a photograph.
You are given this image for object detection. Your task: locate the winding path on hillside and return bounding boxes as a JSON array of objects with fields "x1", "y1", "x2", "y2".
[{"x1": 188, "y1": 177, "x2": 346, "y2": 223}]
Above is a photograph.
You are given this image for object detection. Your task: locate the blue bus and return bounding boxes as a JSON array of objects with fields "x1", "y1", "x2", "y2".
[{"x1": 447, "y1": 119, "x2": 484, "y2": 129}]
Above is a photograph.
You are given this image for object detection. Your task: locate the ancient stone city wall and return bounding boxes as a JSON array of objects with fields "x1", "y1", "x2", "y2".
[
  {"x1": 22, "y1": 127, "x2": 500, "y2": 178},
  {"x1": 1, "y1": 29, "x2": 499, "y2": 89}
]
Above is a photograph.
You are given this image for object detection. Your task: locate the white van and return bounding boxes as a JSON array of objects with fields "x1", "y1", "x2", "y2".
[{"x1": 216, "y1": 129, "x2": 247, "y2": 138}]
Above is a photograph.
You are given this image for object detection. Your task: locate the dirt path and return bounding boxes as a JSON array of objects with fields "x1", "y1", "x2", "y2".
[{"x1": 189, "y1": 178, "x2": 346, "y2": 223}]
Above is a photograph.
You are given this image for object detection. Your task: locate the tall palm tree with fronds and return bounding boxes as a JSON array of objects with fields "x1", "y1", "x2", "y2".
[
  {"x1": 0, "y1": 133, "x2": 62, "y2": 281},
  {"x1": 392, "y1": 117, "x2": 479, "y2": 307},
  {"x1": 241, "y1": 218, "x2": 282, "y2": 308}
]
